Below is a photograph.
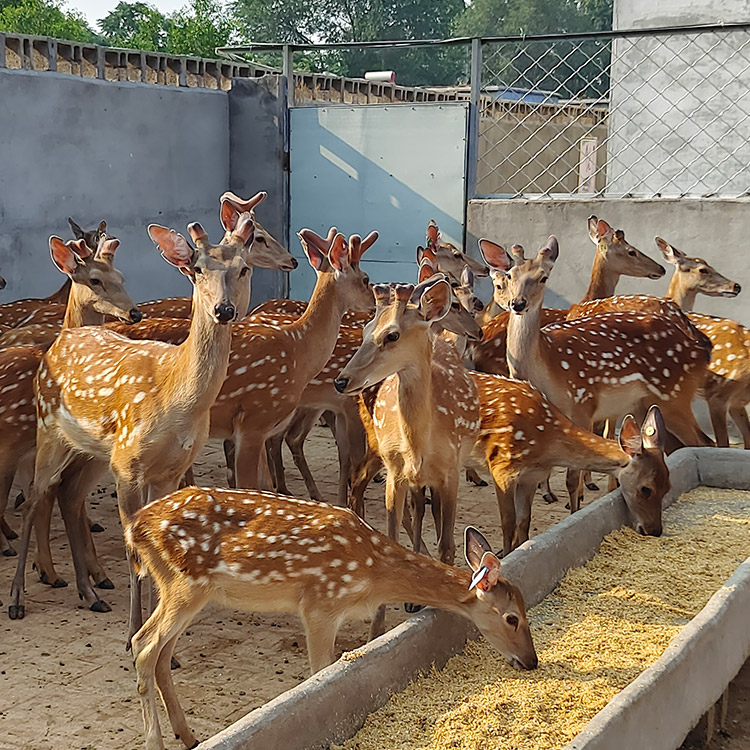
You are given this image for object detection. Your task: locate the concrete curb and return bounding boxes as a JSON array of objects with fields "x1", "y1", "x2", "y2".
[{"x1": 200, "y1": 447, "x2": 750, "y2": 750}]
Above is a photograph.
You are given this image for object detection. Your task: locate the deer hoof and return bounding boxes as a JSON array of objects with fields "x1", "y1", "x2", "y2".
[
  {"x1": 90, "y1": 599, "x2": 112, "y2": 613},
  {"x1": 13, "y1": 491, "x2": 25, "y2": 509},
  {"x1": 564, "y1": 502, "x2": 570, "y2": 510},
  {"x1": 8, "y1": 604, "x2": 25, "y2": 620},
  {"x1": 95, "y1": 577, "x2": 115, "y2": 590},
  {"x1": 90, "y1": 522, "x2": 105, "y2": 533},
  {"x1": 39, "y1": 570, "x2": 68, "y2": 588},
  {"x1": 190, "y1": 741, "x2": 199, "y2": 749},
  {"x1": 171, "y1": 656, "x2": 181, "y2": 670},
  {"x1": 2, "y1": 547, "x2": 17, "y2": 557},
  {"x1": 585, "y1": 482, "x2": 599, "y2": 491},
  {"x1": 542, "y1": 493, "x2": 558, "y2": 504},
  {"x1": 404, "y1": 602, "x2": 423, "y2": 614},
  {"x1": 4, "y1": 526, "x2": 18, "y2": 540}
]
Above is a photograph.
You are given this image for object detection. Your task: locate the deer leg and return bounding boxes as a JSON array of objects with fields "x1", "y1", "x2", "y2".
[
  {"x1": 729, "y1": 404, "x2": 750, "y2": 449},
  {"x1": 154, "y1": 634, "x2": 198, "y2": 749},
  {"x1": 339, "y1": 406, "x2": 367, "y2": 508},
  {"x1": 566, "y1": 469, "x2": 584, "y2": 513},
  {"x1": 489, "y1": 463, "x2": 516, "y2": 557},
  {"x1": 370, "y1": 475, "x2": 406, "y2": 641},
  {"x1": 287, "y1": 409, "x2": 324, "y2": 501},
  {"x1": 223, "y1": 440, "x2": 236, "y2": 488},
  {"x1": 133, "y1": 592, "x2": 206, "y2": 750},
  {"x1": 0, "y1": 450, "x2": 22, "y2": 556},
  {"x1": 708, "y1": 398, "x2": 730, "y2": 447},
  {"x1": 435, "y1": 475, "x2": 458, "y2": 566},
  {"x1": 465, "y1": 467, "x2": 488, "y2": 486},
  {"x1": 348, "y1": 449, "x2": 382, "y2": 519},
  {"x1": 32, "y1": 488, "x2": 66, "y2": 587},
  {"x1": 512, "y1": 470, "x2": 547, "y2": 550},
  {"x1": 659, "y1": 401, "x2": 714, "y2": 448},
  {"x1": 233, "y1": 427, "x2": 266, "y2": 490},
  {"x1": 266, "y1": 433, "x2": 288, "y2": 494},
  {"x1": 300, "y1": 608, "x2": 341, "y2": 674},
  {"x1": 540, "y1": 473, "x2": 559, "y2": 504}
]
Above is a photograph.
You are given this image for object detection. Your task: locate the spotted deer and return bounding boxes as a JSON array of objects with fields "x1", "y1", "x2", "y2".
[
  {"x1": 335, "y1": 280, "x2": 480, "y2": 637},
  {"x1": 485, "y1": 235, "x2": 711, "y2": 503},
  {"x1": 138, "y1": 191, "x2": 296, "y2": 320},
  {"x1": 250, "y1": 297, "x2": 373, "y2": 327},
  {"x1": 127, "y1": 490, "x2": 537, "y2": 750},
  {"x1": 418, "y1": 219, "x2": 489, "y2": 282},
  {"x1": 468, "y1": 217, "x2": 665, "y2": 375},
  {"x1": 565, "y1": 236, "x2": 745, "y2": 446},
  {"x1": 8, "y1": 216, "x2": 254, "y2": 636},
  {"x1": 0, "y1": 234, "x2": 141, "y2": 558},
  {"x1": 0, "y1": 218, "x2": 107, "y2": 329},
  {"x1": 472, "y1": 371, "x2": 671, "y2": 553},
  {"x1": 264, "y1": 260, "x2": 484, "y2": 505}
]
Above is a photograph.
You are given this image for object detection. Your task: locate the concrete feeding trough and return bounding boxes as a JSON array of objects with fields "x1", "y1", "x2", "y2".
[{"x1": 201, "y1": 448, "x2": 750, "y2": 750}]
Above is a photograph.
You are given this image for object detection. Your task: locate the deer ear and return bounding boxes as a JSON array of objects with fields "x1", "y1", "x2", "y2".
[
  {"x1": 220, "y1": 200, "x2": 238, "y2": 232},
  {"x1": 418, "y1": 278, "x2": 451, "y2": 322},
  {"x1": 68, "y1": 218, "x2": 84, "y2": 240},
  {"x1": 642, "y1": 405, "x2": 666, "y2": 452},
  {"x1": 478, "y1": 239, "x2": 512, "y2": 272},
  {"x1": 97, "y1": 220, "x2": 107, "y2": 235},
  {"x1": 299, "y1": 234, "x2": 327, "y2": 272},
  {"x1": 50, "y1": 236, "x2": 80, "y2": 275},
  {"x1": 619, "y1": 414, "x2": 643, "y2": 457},
  {"x1": 148, "y1": 225, "x2": 194, "y2": 272},
  {"x1": 418, "y1": 259, "x2": 437, "y2": 284},
  {"x1": 329, "y1": 233, "x2": 350, "y2": 272},
  {"x1": 464, "y1": 526, "x2": 492, "y2": 570},
  {"x1": 538, "y1": 236, "x2": 559, "y2": 265},
  {"x1": 587, "y1": 215, "x2": 599, "y2": 243},
  {"x1": 655, "y1": 237, "x2": 685, "y2": 265},
  {"x1": 597, "y1": 219, "x2": 613, "y2": 240}
]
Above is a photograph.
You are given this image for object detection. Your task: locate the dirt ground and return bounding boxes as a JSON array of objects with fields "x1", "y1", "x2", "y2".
[{"x1": 0, "y1": 431, "x2": 747, "y2": 749}]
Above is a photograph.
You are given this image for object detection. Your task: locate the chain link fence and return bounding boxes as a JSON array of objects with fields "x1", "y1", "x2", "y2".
[{"x1": 477, "y1": 24, "x2": 750, "y2": 199}]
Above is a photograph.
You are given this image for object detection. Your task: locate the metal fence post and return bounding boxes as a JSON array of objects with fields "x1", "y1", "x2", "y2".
[
  {"x1": 466, "y1": 37, "x2": 482, "y2": 201},
  {"x1": 282, "y1": 44, "x2": 293, "y2": 298}
]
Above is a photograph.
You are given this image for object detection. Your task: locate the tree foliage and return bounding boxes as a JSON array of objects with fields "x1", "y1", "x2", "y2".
[{"x1": 0, "y1": 0, "x2": 97, "y2": 42}]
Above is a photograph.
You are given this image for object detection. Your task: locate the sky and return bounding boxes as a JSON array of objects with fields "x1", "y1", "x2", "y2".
[{"x1": 69, "y1": 0, "x2": 186, "y2": 29}]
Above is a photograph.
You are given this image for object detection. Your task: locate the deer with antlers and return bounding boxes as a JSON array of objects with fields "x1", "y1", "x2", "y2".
[
  {"x1": 564, "y1": 236, "x2": 747, "y2": 447},
  {"x1": 8, "y1": 215, "x2": 254, "y2": 636},
  {"x1": 0, "y1": 234, "x2": 141, "y2": 558},
  {"x1": 126, "y1": 489, "x2": 537, "y2": 750},
  {"x1": 480, "y1": 234, "x2": 711, "y2": 507},
  {"x1": 335, "y1": 280, "x2": 480, "y2": 637}
]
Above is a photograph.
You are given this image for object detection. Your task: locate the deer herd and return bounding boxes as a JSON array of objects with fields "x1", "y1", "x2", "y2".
[{"x1": 0, "y1": 194, "x2": 745, "y2": 749}]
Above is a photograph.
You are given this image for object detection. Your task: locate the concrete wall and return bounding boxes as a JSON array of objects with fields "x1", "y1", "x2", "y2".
[
  {"x1": 0, "y1": 68, "x2": 286, "y2": 305},
  {"x1": 467, "y1": 197, "x2": 750, "y2": 324},
  {"x1": 608, "y1": 0, "x2": 750, "y2": 197}
]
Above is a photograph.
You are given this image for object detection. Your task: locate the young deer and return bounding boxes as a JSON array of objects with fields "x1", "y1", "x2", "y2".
[
  {"x1": 0, "y1": 218, "x2": 107, "y2": 329},
  {"x1": 127, "y1": 491, "x2": 537, "y2": 750},
  {"x1": 418, "y1": 219, "x2": 489, "y2": 282},
  {"x1": 473, "y1": 371, "x2": 671, "y2": 553},
  {"x1": 335, "y1": 281, "x2": 480, "y2": 577},
  {"x1": 468, "y1": 217, "x2": 665, "y2": 375},
  {"x1": 8, "y1": 216, "x2": 254, "y2": 634},
  {"x1": 566, "y1": 236, "x2": 745, "y2": 447},
  {"x1": 0, "y1": 235, "x2": 141, "y2": 558}
]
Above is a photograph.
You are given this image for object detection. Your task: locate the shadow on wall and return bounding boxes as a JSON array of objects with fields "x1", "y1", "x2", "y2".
[{"x1": 288, "y1": 105, "x2": 470, "y2": 298}]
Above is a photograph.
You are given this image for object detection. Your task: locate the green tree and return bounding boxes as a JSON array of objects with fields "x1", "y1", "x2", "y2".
[
  {"x1": 167, "y1": 0, "x2": 233, "y2": 57},
  {"x1": 0, "y1": 0, "x2": 97, "y2": 42},
  {"x1": 99, "y1": 1, "x2": 171, "y2": 50},
  {"x1": 231, "y1": 0, "x2": 466, "y2": 85}
]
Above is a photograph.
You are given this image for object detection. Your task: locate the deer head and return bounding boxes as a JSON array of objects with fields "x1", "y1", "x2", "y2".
[
  {"x1": 478, "y1": 238, "x2": 522, "y2": 311},
  {"x1": 656, "y1": 237, "x2": 741, "y2": 301},
  {"x1": 147, "y1": 220, "x2": 253, "y2": 325},
  {"x1": 416, "y1": 260, "x2": 483, "y2": 341},
  {"x1": 479, "y1": 236, "x2": 559, "y2": 316},
  {"x1": 335, "y1": 279, "x2": 453, "y2": 394},
  {"x1": 49, "y1": 235, "x2": 141, "y2": 323},
  {"x1": 219, "y1": 191, "x2": 298, "y2": 272},
  {"x1": 68, "y1": 218, "x2": 107, "y2": 252},
  {"x1": 464, "y1": 526, "x2": 537, "y2": 670},
  {"x1": 587, "y1": 216, "x2": 665, "y2": 280},
  {"x1": 297, "y1": 228, "x2": 376, "y2": 313},
  {"x1": 418, "y1": 219, "x2": 488, "y2": 282},
  {"x1": 617, "y1": 405, "x2": 670, "y2": 537}
]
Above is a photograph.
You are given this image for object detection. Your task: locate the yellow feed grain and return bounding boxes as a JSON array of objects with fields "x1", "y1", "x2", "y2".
[{"x1": 337, "y1": 487, "x2": 750, "y2": 750}]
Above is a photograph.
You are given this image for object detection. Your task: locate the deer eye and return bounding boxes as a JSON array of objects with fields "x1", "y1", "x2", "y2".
[
  {"x1": 453, "y1": 251, "x2": 461, "y2": 258},
  {"x1": 540, "y1": 277, "x2": 548, "y2": 284},
  {"x1": 451, "y1": 302, "x2": 460, "y2": 310},
  {"x1": 504, "y1": 613, "x2": 519, "y2": 630},
  {"x1": 628, "y1": 249, "x2": 637, "y2": 257},
  {"x1": 90, "y1": 278, "x2": 102, "y2": 286},
  {"x1": 239, "y1": 267, "x2": 250, "y2": 278},
  {"x1": 641, "y1": 486, "x2": 652, "y2": 497},
  {"x1": 194, "y1": 267, "x2": 203, "y2": 275},
  {"x1": 386, "y1": 331, "x2": 400, "y2": 342},
  {"x1": 256, "y1": 236, "x2": 266, "y2": 244},
  {"x1": 699, "y1": 267, "x2": 709, "y2": 275},
  {"x1": 362, "y1": 275, "x2": 370, "y2": 286}
]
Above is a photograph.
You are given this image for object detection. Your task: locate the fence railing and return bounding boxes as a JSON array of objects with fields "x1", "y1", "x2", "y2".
[{"x1": 476, "y1": 23, "x2": 750, "y2": 199}]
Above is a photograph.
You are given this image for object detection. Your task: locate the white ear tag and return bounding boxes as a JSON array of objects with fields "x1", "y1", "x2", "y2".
[
  {"x1": 469, "y1": 566, "x2": 489, "y2": 590},
  {"x1": 644, "y1": 425, "x2": 656, "y2": 437}
]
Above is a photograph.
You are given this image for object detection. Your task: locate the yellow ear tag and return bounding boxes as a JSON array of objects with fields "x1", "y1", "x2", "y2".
[{"x1": 644, "y1": 426, "x2": 656, "y2": 436}]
